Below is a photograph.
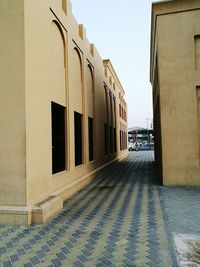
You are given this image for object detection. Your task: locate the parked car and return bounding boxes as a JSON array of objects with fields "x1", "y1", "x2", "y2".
[
  {"x1": 128, "y1": 143, "x2": 141, "y2": 151},
  {"x1": 128, "y1": 142, "x2": 136, "y2": 151}
]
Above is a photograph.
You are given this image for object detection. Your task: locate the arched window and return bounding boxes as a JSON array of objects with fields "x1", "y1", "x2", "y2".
[
  {"x1": 51, "y1": 21, "x2": 66, "y2": 68},
  {"x1": 113, "y1": 97, "x2": 117, "y2": 152},
  {"x1": 113, "y1": 96, "x2": 116, "y2": 127},
  {"x1": 104, "y1": 86, "x2": 108, "y2": 123},
  {"x1": 72, "y1": 47, "x2": 83, "y2": 113},
  {"x1": 50, "y1": 20, "x2": 66, "y2": 103},
  {"x1": 109, "y1": 92, "x2": 113, "y2": 154},
  {"x1": 72, "y1": 48, "x2": 83, "y2": 166},
  {"x1": 109, "y1": 92, "x2": 113, "y2": 126},
  {"x1": 87, "y1": 64, "x2": 94, "y2": 117},
  {"x1": 51, "y1": 21, "x2": 66, "y2": 173},
  {"x1": 104, "y1": 86, "x2": 109, "y2": 155}
]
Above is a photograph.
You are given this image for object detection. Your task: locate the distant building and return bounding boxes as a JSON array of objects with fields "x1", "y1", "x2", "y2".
[
  {"x1": 0, "y1": 0, "x2": 128, "y2": 224},
  {"x1": 128, "y1": 127, "x2": 154, "y2": 145},
  {"x1": 150, "y1": 0, "x2": 200, "y2": 185}
]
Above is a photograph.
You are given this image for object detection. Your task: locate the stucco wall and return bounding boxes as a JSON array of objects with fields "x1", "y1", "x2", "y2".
[
  {"x1": 0, "y1": 0, "x2": 128, "y2": 224},
  {"x1": 0, "y1": 0, "x2": 26, "y2": 205},
  {"x1": 151, "y1": 1, "x2": 200, "y2": 185}
]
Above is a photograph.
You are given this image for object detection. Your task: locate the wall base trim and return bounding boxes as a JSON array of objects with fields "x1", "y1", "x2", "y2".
[{"x1": 0, "y1": 205, "x2": 32, "y2": 225}]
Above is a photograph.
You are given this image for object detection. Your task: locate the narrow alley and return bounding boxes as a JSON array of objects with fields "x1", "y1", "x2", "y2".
[{"x1": 0, "y1": 151, "x2": 199, "y2": 267}]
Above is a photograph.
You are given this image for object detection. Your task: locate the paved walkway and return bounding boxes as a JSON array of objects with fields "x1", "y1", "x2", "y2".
[
  {"x1": 161, "y1": 186, "x2": 200, "y2": 266},
  {"x1": 0, "y1": 151, "x2": 198, "y2": 266}
]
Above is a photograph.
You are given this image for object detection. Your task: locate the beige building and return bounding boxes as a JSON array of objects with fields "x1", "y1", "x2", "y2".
[
  {"x1": 150, "y1": 0, "x2": 200, "y2": 186},
  {"x1": 0, "y1": 0, "x2": 128, "y2": 225}
]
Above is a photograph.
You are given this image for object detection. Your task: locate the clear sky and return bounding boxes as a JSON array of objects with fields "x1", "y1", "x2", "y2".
[{"x1": 71, "y1": 0, "x2": 155, "y2": 128}]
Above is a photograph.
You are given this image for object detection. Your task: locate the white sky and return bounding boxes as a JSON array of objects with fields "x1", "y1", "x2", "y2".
[{"x1": 71, "y1": 0, "x2": 155, "y2": 128}]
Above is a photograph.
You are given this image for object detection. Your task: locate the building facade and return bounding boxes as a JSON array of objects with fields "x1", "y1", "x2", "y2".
[
  {"x1": 150, "y1": 0, "x2": 200, "y2": 185},
  {"x1": 0, "y1": 0, "x2": 128, "y2": 224}
]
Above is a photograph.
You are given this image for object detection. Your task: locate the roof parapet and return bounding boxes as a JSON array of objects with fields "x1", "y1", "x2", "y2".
[
  {"x1": 103, "y1": 59, "x2": 125, "y2": 94},
  {"x1": 79, "y1": 24, "x2": 86, "y2": 40},
  {"x1": 90, "y1": 43, "x2": 95, "y2": 57},
  {"x1": 62, "y1": 0, "x2": 72, "y2": 15}
]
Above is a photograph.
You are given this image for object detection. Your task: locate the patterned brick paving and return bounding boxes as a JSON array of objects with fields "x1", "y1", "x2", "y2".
[
  {"x1": 161, "y1": 186, "x2": 200, "y2": 266},
  {"x1": 0, "y1": 151, "x2": 178, "y2": 266},
  {"x1": 161, "y1": 187, "x2": 200, "y2": 235}
]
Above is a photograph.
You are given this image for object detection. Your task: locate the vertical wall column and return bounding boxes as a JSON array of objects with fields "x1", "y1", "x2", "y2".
[
  {"x1": 71, "y1": 47, "x2": 84, "y2": 167},
  {"x1": 0, "y1": 0, "x2": 27, "y2": 207},
  {"x1": 197, "y1": 87, "x2": 200, "y2": 164},
  {"x1": 109, "y1": 91, "x2": 114, "y2": 154},
  {"x1": 86, "y1": 63, "x2": 94, "y2": 162},
  {"x1": 104, "y1": 85, "x2": 109, "y2": 155}
]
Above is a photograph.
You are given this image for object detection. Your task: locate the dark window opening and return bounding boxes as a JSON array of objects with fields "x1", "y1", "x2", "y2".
[
  {"x1": 109, "y1": 92, "x2": 113, "y2": 126},
  {"x1": 126, "y1": 132, "x2": 127, "y2": 149},
  {"x1": 51, "y1": 102, "x2": 66, "y2": 174},
  {"x1": 122, "y1": 130, "x2": 124, "y2": 150},
  {"x1": 104, "y1": 87, "x2": 108, "y2": 123},
  {"x1": 88, "y1": 117, "x2": 94, "y2": 161},
  {"x1": 124, "y1": 132, "x2": 126, "y2": 149},
  {"x1": 74, "y1": 112, "x2": 83, "y2": 166},
  {"x1": 110, "y1": 126, "x2": 113, "y2": 154},
  {"x1": 120, "y1": 130, "x2": 122, "y2": 151},
  {"x1": 113, "y1": 97, "x2": 116, "y2": 127},
  {"x1": 104, "y1": 124, "x2": 108, "y2": 155},
  {"x1": 122, "y1": 131, "x2": 124, "y2": 150},
  {"x1": 123, "y1": 131, "x2": 125, "y2": 150},
  {"x1": 114, "y1": 128, "x2": 117, "y2": 152}
]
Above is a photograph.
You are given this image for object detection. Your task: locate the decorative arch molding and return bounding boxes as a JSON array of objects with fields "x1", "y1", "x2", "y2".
[
  {"x1": 73, "y1": 47, "x2": 83, "y2": 83},
  {"x1": 87, "y1": 64, "x2": 94, "y2": 89},
  {"x1": 113, "y1": 96, "x2": 117, "y2": 127},
  {"x1": 50, "y1": 19, "x2": 67, "y2": 105},
  {"x1": 104, "y1": 85, "x2": 109, "y2": 124},
  {"x1": 51, "y1": 20, "x2": 66, "y2": 68},
  {"x1": 86, "y1": 64, "x2": 94, "y2": 118},
  {"x1": 109, "y1": 90, "x2": 113, "y2": 126},
  {"x1": 71, "y1": 47, "x2": 83, "y2": 113}
]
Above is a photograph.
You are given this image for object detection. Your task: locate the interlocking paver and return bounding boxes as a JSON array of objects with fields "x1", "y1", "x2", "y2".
[
  {"x1": 1, "y1": 151, "x2": 198, "y2": 266},
  {"x1": 2, "y1": 261, "x2": 12, "y2": 267},
  {"x1": 161, "y1": 186, "x2": 200, "y2": 266}
]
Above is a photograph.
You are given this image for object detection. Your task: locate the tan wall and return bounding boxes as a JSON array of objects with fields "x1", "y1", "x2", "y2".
[
  {"x1": 0, "y1": 0, "x2": 26, "y2": 206},
  {"x1": 151, "y1": 1, "x2": 200, "y2": 186},
  {"x1": 0, "y1": 0, "x2": 128, "y2": 224}
]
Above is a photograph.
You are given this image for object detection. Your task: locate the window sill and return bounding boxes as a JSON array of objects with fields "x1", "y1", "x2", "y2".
[{"x1": 52, "y1": 170, "x2": 67, "y2": 177}]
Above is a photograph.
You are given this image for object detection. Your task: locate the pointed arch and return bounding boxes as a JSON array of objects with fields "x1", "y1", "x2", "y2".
[
  {"x1": 51, "y1": 20, "x2": 66, "y2": 68},
  {"x1": 50, "y1": 20, "x2": 66, "y2": 104},
  {"x1": 73, "y1": 47, "x2": 82, "y2": 83},
  {"x1": 86, "y1": 64, "x2": 94, "y2": 117},
  {"x1": 71, "y1": 47, "x2": 83, "y2": 113}
]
